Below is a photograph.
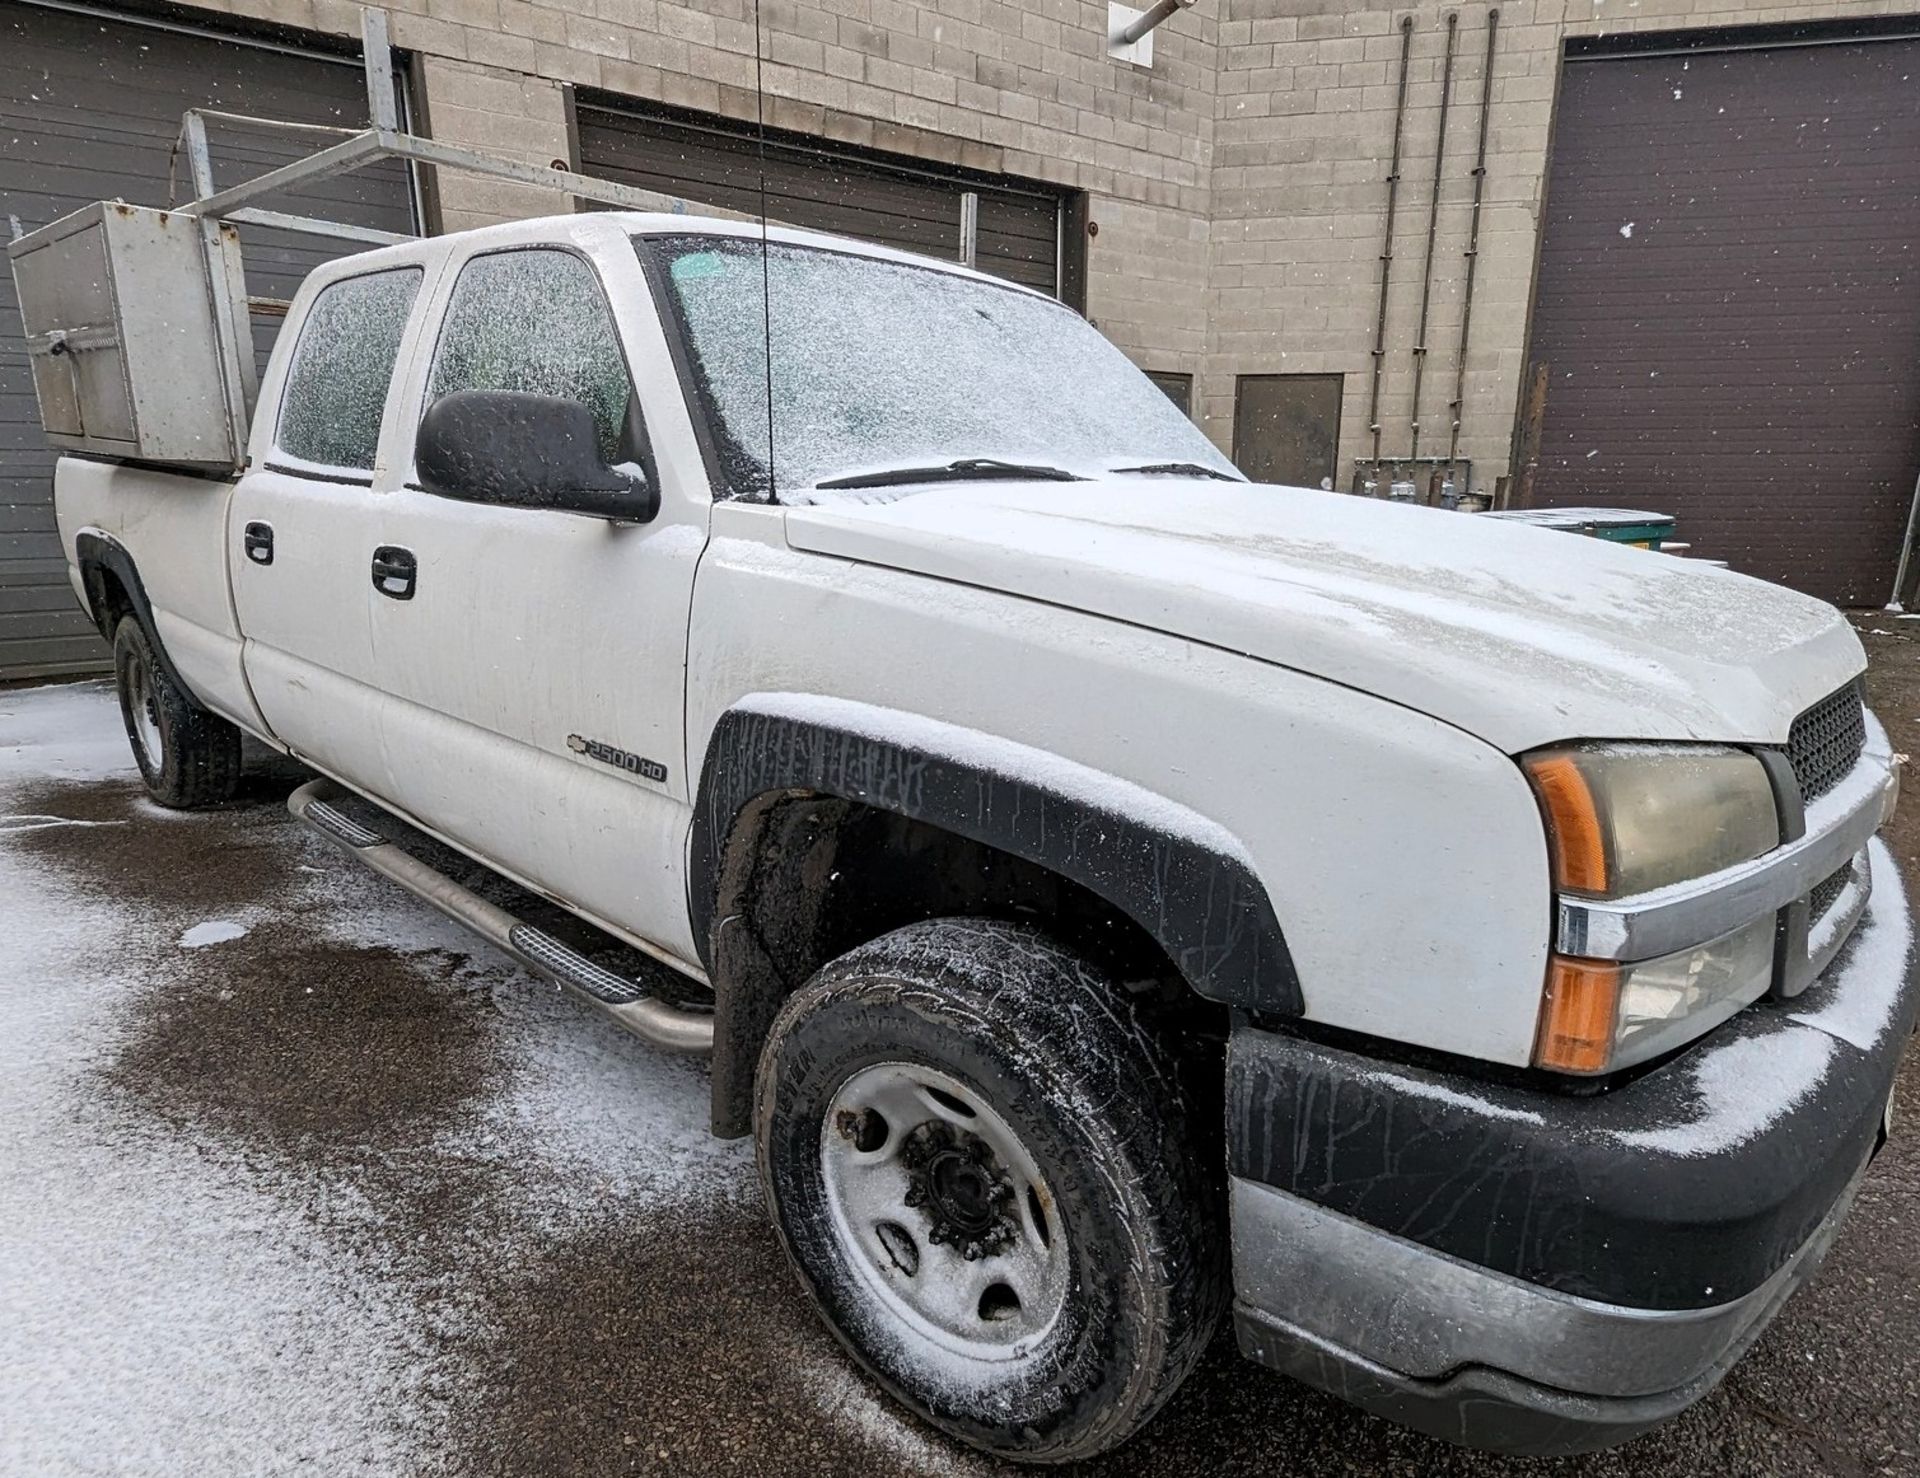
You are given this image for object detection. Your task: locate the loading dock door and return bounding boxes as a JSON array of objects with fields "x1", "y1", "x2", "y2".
[
  {"x1": 574, "y1": 98, "x2": 1068, "y2": 298},
  {"x1": 1523, "y1": 34, "x2": 1920, "y2": 604},
  {"x1": 0, "y1": 0, "x2": 413, "y2": 679}
]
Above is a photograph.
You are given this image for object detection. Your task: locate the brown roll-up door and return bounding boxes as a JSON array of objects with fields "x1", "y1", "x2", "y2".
[
  {"x1": 0, "y1": 0, "x2": 414, "y2": 680},
  {"x1": 1521, "y1": 34, "x2": 1920, "y2": 605},
  {"x1": 574, "y1": 97, "x2": 1066, "y2": 297}
]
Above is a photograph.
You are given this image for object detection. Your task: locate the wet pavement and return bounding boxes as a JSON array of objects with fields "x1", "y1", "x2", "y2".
[{"x1": 4, "y1": 620, "x2": 1919, "y2": 1476}]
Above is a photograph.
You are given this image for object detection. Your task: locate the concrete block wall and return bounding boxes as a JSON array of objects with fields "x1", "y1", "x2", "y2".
[
  {"x1": 1208, "y1": 0, "x2": 1916, "y2": 492},
  {"x1": 211, "y1": 0, "x2": 1224, "y2": 389},
  {"x1": 183, "y1": 0, "x2": 1915, "y2": 478}
]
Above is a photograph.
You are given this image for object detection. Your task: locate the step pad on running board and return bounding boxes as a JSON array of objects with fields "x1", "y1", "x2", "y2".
[
  {"x1": 305, "y1": 797, "x2": 382, "y2": 849},
  {"x1": 508, "y1": 923, "x2": 649, "y2": 1005}
]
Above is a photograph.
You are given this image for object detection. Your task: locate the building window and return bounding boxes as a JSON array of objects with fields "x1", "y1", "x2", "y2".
[
  {"x1": 1233, "y1": 374, "x2": 1344, "y2": 490},
  {"x1": 1146, "y1": 371, "x2": 1193, "y2": 418}
]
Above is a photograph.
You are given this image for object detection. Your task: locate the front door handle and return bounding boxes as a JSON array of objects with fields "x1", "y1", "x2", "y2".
[
  {"x1": 243, "y1": 522, "x2": 274, "y2": 565},
  {"x1": 371, "y1": 545, "x2": 417, "y2": 601}
]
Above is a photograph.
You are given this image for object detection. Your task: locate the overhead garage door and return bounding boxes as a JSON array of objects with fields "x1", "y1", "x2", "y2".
[
  {"x1": 1522, "y1": 32, "x2": 1920, "y2": 605},
  {"x1": 1, "y1": 0, "x2": 415, "y2": 680},
  {"x1": 574, "y1": 96, "x2": 1069, "y2": 298}
]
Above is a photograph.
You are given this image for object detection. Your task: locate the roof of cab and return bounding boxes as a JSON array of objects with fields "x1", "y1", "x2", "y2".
[{"x1": 296, "y1": 209, "x2": 1057, "y2": 303}]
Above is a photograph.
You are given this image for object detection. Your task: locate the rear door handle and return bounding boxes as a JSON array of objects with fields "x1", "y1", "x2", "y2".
[
  {"x1": 371, "y1": 545, "x2": 417, "y2": 601},
  {"x1": 243, "y1": 522, "x2": 273, "y2": 565}
]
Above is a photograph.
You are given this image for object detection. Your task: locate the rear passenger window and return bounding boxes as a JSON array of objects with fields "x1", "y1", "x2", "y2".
[
  {"x1": 425, "y1": 249, "x2": 635, "y2": 465},
  {"x1": 275, "y1": 267, "x2": 422, "y2": 473}
]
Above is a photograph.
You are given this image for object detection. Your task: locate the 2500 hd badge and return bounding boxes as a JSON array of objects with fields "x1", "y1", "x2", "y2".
[{"x1": 567, "y1": 734, "x2": 668, "y2": 784}]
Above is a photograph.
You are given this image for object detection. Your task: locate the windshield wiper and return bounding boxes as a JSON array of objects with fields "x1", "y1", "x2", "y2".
[
  {"x1": 813, "y1": 457, "x2": 1086, "y2": 491},
  {"x1": 1111, "y1": 461, "x2": 1244, "y2": 481}
]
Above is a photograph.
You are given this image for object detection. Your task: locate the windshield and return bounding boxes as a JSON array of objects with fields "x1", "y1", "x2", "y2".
[{"x1": 641, "y1": 234, "x2": 1241, "y2": 500}]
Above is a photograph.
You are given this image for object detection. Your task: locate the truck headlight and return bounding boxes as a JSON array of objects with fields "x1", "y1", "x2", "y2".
[
  {"x1": 1523, "y1": 744, "x2": 1782, "y2": 1074},
  {"x1": 1535, "y1": 917, "x2": 1777, "y2": 1074},
  {"x1": 1523, "y1": 744, "x2": 1779, "y2": 898}
]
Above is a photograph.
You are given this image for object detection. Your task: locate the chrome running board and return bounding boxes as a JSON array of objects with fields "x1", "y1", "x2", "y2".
[{"x1": 289, "y1": 778, "x2": 713, "y2": 1056}]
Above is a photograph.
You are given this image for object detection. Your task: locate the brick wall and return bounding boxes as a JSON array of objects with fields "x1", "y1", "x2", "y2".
[{"x1": 183, "y1": 0, "x2": 1913, "y2": 481}]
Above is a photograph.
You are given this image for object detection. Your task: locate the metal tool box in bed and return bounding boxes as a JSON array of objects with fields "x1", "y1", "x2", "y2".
[{"x1": 5, "y1": 8, "x2": 755, "y2": 478}]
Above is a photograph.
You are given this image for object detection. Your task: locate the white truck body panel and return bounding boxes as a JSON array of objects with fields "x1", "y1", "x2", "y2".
[
  {"x1": 690, "y1": 501, "x2": 1553, "y2": 1065},
  {"x1": 226, "y1": 218, "x2": 717, "y2": 962},
  {"x1": 53, "y1": 459, "x2": 265, "y2": 735},
  {"x1": 783, "y1": 479, "x2": 1866, "y2": 755}
]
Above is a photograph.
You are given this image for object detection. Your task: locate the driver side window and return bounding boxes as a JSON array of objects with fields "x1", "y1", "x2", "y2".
[{"x1": 426, "y1": 249, "x2": 638, "y2": 466}]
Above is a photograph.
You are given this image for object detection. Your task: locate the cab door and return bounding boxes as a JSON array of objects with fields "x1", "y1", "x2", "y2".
[
  {"x1": 363, "y1": 235, "x2": 711, "y2": 963},
  {"x1": 230, "y1": 262, "x2": 432, "y2": 786}
]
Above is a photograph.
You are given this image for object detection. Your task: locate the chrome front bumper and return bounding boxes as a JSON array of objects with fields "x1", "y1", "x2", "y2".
[{"x1": 1231, "y1": 1159, "x2": 1870, "y2": 1455}]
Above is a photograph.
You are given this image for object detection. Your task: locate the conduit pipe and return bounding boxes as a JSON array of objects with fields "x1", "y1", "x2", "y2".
[
  {"x1": 1408, "y1": 12, "x2": 1459, "y2": 463},
  {"x1": 1365, "y1": 16, "x2": 1417, "y2": 468},
  {"x1": 1447, "y1": 8, "x2": 1500, "y2": 470}
]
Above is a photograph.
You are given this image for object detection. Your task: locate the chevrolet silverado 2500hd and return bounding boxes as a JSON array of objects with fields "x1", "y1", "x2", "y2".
[{"x1": 46, "y1": 212, "x2": 1916, "y2": 1462}]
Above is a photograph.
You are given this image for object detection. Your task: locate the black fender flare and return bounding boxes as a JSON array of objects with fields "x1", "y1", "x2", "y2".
[
  {"x1": 73, "y1": 530, "x2": 195, "y2": 698},
  {"x1": 690, "y1": 698, "x2": 1302, "y2": 1133}
]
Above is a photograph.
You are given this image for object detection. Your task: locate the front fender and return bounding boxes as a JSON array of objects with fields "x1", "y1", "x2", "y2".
[{"x1": 690, "y1": 693, "x2": 1303, "y2": 1015}]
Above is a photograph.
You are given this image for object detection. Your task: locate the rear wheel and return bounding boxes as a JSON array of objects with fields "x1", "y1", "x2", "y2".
[
  {"x1": 756, "y1": 918, "x2": 1224, "y2": 1464},
  {"x1": 113, "y1": 616, "x2": 241, "y2": 809}
]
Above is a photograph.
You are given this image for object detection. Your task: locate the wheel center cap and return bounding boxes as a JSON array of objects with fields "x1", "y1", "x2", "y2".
[
  {"x1": 901, "y1": 1121, "x2": 1017, "y2": 1260},
  {"x1": 927, "y1": 1149, "x2": 995, "y2": 1233}
]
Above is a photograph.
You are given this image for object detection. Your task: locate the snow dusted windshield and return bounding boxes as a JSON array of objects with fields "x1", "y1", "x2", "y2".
[{"x1": 641, "y1": 234, "x2": 1241, "y2": 500}]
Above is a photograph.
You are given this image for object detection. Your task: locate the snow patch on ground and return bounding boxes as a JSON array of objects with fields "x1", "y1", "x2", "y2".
[
  {"x1": 0, "y1": 736, "x2": 434, "y2": 1469},
  {"x1": 0, "y1": 682, "x2": 750, "y2": 1470},
  {"x1": 0, "y1": 679, "x2": 131, "y2": 783},
  {"x1": 294, "y1": 839, "x2": 750, "y2": 1219},
  {"x1": 798, "y1": 1364, "x2": 982, "y2": 1478},
  {"x1": 179, "y1": 918, "x2": 249, "y2": 948},
  {"x1": 0, "y1": 813, "x2": 123, "y2": 833}
]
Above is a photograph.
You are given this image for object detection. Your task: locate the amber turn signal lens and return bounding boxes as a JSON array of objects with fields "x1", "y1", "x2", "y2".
[
  {"x1": 1534, "y1": 956, "x2": 1622, "y2": 1074},
  {"x1": 1524, "y1": 753, "x2": 1610, "y2": 895}
]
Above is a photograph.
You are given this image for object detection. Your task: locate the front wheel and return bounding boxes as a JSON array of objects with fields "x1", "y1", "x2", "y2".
[
  {"x1": 756, "y1": 919, "x2": 1225, "y2": 1464},
  {"x1": 113, "y1": 616, "x2": 241, "y2": 809}
]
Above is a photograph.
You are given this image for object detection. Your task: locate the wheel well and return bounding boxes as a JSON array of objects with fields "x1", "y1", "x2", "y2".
[
  {"x1": 705, "y1": 791, "x2": 1228, "y2": 1137},
  {"x1": 82, "y1": 562, "x2": 135, "y2": 643}
]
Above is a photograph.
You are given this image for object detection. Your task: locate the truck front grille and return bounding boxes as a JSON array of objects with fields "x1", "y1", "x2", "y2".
[
  {"x1": 1807, "y1": 862, "x2": 1851, "y2": 924},
  {"x1": 1787, "y1": 682, "x2": 1866, "y2": 804}
]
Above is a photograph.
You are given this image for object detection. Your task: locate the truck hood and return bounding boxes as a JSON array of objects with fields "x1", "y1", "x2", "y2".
[{"x1": 782, "y1": 479, "x2": 1866, "y2": 753}]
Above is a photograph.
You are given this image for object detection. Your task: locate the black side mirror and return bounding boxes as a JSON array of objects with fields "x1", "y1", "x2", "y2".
[{"x1": 416, "y1": 389, "x2": 659, "y2": 522}]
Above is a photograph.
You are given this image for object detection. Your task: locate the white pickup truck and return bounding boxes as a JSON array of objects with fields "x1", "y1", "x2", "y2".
[{"x1": 42, "y1": 210, "x2": 1918, "y2": 1462}]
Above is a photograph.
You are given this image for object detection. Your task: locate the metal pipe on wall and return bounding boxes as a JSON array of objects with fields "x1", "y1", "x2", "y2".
[
  {"x1": 1408, "y1": 11, "x2": 1459, "y2": 464},
  {"x1": 1447, "y1": 7, "x2": 1500, "y2": 471},
  {"x1": 1364, "y1": 16, "x2": 1416, "y2": 473}
]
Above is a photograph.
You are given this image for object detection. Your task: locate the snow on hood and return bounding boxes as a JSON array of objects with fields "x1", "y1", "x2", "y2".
[{"x1": 783, "y1": 479, "x2": 1865, "y2": 752}]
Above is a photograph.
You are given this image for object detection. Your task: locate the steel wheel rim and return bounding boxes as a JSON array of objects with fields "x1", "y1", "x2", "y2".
[
  {"x1": 126, "y1": 651, "x2": 163, "y2": 772},
  {"x1": 820, "y1": 1062, "x2": 1069, "y2": 1367}
]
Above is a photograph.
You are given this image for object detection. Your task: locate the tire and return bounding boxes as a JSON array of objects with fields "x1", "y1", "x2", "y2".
[
  {"x1": 755, "y1": 918, "x2": 1226, "y2": 1464},
  {"x1": 113, "y1": 615, "x2": 242, "y2": 809}
]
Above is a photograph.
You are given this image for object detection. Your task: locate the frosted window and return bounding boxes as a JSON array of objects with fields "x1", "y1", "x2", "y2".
[
  {"x1": 645, "y1": 236, "x2": 1240, "y2": 499},
  {"x1": 276, "y1": 268, "x2": 421, "y2": 472},
  {"x1": 427, "y1": 249, "x2": 634, "y2": 464}
]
